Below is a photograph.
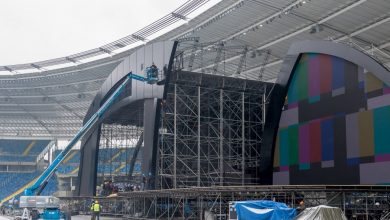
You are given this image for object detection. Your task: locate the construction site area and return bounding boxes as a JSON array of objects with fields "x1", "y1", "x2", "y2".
[{"x1": 1, "y1": 0, "x2": 390, "y2": 219}]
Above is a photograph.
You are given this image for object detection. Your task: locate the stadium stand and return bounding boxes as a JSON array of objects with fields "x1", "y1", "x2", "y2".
[
  {"x1": 0, "y1": 173, "x2": 58, "y2": 203},
  {"x1": 52, "y1": 148, "x2": 142, "y2": 175},
  {"x1": 53, "y1": 150, "x2": 80, "y2": 176},
  {"x1": 63, "y1": 150, "x2": 80, "y2": 164},
  {"x1": 40, "y1": 177, "x2": 58, "y2": 196},
  {"x1": 0, "y1": 140, "x2": 49, "y2": 156},
  {"x1": 0, "y1": 140, "x2": 50, "y2": 163},
  {"x1": 121, "y1": 164, "x2": 141, "y2": 173},
  {"x1": 0, "y1": 140, "x2": 32, "y2": 155},
  {"x1": 57, "y1": 164, "x2": 79, "y2": 175},
  {"x1": 0, "y1": 172, "x2": 36, "y2": 202},
  {"x1": 0, "y1": 139, "x2": 56, "y2": 202},
  {"x1": 0, "y1": 155, "x2": 36, "y2": 163},
  {"x1": 98, "y1": 164, "x2": 119, "y2": 173},
  {"x1": 26, "y1": 140, "x2": 50, "y2": 156}
]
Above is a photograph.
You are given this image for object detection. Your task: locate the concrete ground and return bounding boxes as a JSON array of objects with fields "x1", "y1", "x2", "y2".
[
  {"x1": 0, "y1": 215, "x2": 120, "y2": 220},
  {"x1": 72, "y1": 215, "x2": 121, "y2": 220}
]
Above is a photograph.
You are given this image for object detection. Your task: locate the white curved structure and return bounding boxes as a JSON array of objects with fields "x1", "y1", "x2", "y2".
[{"x1": 0, "y1": 0, "x2": 389, "y2": 138}]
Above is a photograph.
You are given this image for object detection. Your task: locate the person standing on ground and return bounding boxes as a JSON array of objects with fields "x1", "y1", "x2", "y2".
[{"x1": 91, "y1": 200, "x2": 102, "y2": 220}]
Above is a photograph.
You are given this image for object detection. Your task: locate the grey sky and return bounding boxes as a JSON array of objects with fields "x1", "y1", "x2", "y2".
[{"x1": 0, "y1": 0, "x2": 203, "y2": 65}]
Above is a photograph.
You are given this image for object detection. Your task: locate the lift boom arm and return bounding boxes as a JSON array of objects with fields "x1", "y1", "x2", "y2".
[{"x1": 24, "y1": 72, "x2": 153, "y2": 196}]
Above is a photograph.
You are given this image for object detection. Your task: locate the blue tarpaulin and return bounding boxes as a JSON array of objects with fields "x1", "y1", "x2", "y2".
[{"x1": 233, "y1": 200, "x2": 297, "y2": 220}]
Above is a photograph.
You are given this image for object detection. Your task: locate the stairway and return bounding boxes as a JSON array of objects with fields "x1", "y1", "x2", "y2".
[
  {"x1": 22, "y1": 140, "x2": 36, "y2": 156},
  {"x1": 70, "y1": 167, "x2": 79, "y2": 175},
  {"x1": 114, "y1": 163, "x2": 126, "y2": 174},
  {"x1": 108, "y1": 149, "x2": 125, "y2": 163},
  {"x1": 63, "y1": 150, "x2": 78, "y2": 164}
]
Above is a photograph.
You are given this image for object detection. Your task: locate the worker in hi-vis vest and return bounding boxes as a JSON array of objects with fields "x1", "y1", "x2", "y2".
[{"x1": 91, "y1": 200, "x2": 102, "y2": 220}]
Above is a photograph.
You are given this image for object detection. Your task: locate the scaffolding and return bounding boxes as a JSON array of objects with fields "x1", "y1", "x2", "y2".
[
  {"x1": 98, "y1": 123, "x2": 143, "y2": 183},
  {"x1": 158, "y1": 70, "x2": 267, "y2": 189}
]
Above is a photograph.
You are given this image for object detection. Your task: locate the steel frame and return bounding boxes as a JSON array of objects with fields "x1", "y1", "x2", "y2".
[{"x1": 158, "y1": 70, "x2": 265, "y2": 189}]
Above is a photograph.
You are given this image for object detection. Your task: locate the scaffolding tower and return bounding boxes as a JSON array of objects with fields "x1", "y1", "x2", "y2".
[{"x1": 158, "y1": 70, "x2": 268, "y2": 189}]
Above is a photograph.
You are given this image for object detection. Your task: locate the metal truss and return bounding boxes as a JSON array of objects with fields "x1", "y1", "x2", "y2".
[
  {"x1": 158, "y1": 70, "x2": 265, "y2": 189},
  {"x1": 174, "y1": 40, "x2": 275, "y2": 80}
]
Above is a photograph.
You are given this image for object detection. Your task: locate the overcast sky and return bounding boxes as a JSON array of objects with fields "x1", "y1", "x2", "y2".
[{"x1": 0, "y1": 0, "x2": 212, "y2": 66}]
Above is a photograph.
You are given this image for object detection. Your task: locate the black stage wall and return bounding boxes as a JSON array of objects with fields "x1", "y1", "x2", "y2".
[{"x1": 76, "y1": 41, "x2": 178, "y2": 196}]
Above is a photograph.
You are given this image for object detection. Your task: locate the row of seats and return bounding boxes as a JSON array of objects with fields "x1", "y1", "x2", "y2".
[
  {"x1": 98, "y1": 148, "x2": 120, "y2": 162},
  {"x1": 98, "y1": 164, "x2": 119, "y2": 173},
  {"x1": 99, "y1": 148, "x2": 143, "y2": 163},
  {"x1": 54, "y1": 147, "x2": 143, "y2": 176},
  {"x1": 0, "y1": 140, "x2": 49, "y2": 156},
  {"x1": 0, "y1": 155, "x2": 36, "y2": 163},
  {"x1": 97, "y1": 163, "x2": 141, "y2": 174},
  {"x1": 57, "y1": 164, "x2": 78, "y2": 174},
  {"x1": 39, "y1": 177, "x2": 58, "y2": 196},
  {"x1": 0, "y1": 172, "x2": 39, "y2": 201},
  {"x1": 29, "y1": 140, "x2": 51, "y2": 155},
  {"x1": 53, "y1": 148, "x2": 143, "y2": 165},
  {"x1": 0, "y1": 140, "x2": 31, "y2": 155},
  {"x1": 0, "y1": 172, "x2": 58, "y2": 202},
  {"x1": 121, "y1": 164, "x2": 141, "y2": 173},
  {"x1": 56, "y1": 163, "x2": 141, "y2": 175},
  {"x1": 53, "y1": 149, "x2": 80, "y2": 164}
]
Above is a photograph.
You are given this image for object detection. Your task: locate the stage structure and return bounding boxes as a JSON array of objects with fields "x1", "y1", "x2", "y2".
[
  {"x1": 157, "y1": 38, "x2": 272, "y2": 188},
  {"x1": 77, "y1": 38, "x2": 273, "y2": 195},
  {"x1": 72, "y1": 39, "x2": 390, "y2": 219}
]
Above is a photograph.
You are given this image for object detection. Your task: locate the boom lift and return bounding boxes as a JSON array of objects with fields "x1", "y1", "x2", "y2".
[{"x1": 19, "y1": 67, "x2": 159, "y2": 220}]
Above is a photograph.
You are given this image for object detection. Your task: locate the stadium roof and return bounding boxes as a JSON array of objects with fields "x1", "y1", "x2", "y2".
[{"x1": 0, "y1": 0, "x2": 389, "y2": 138}]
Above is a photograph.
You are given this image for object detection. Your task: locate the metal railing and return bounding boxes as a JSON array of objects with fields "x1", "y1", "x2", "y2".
[{"x1": 331, "y1": 38, "x2": 390, "y2": 72}]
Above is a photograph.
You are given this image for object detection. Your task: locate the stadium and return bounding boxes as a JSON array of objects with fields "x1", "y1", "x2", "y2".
[{"x1": 1, "y1": 0, "x2": 390, "y2": 219}]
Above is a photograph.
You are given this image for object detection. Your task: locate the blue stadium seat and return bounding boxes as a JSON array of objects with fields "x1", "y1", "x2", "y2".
[
  {"x1": 0, "y1": 139, "x2": 50, "y2": 163},
  {"x1": 0, "y1": 140, "x2": 31, "y2": 155},
  {"x1": 0, "y1": 172, "x2": 59, "y2": 201},
  {"x1": 0, "y1": 155, "x2": 36, "y2": 162},
  {"x1": 28, "y1": 140, "x2": 50, "y2": 156},
  {"x1": 54, "y1": 147, "x2": 143, "y2": 175},
  {"x1": 0, "y1": 172, "x2": 35, "y2": 200}
]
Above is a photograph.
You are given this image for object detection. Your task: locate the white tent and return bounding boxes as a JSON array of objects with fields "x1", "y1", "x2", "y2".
[{"x1": 294, "y1": 205, "x2": 347, "y2": 220}]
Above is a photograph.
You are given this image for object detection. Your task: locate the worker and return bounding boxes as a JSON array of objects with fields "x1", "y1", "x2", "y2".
[
  {"x1": 297, "y1": 200, "x2": 305, "y2": 213},
  {"x1": 91, "y1": 200, "x2": 102, "y2": 220},
  {"x1": 147, "y1": 63, "x2": 158, "y2": 79}
]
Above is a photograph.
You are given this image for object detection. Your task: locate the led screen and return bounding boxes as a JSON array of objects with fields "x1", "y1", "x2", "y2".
[{"x1": 273, "y1": 53, "x2": 390, "y2": 184}]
